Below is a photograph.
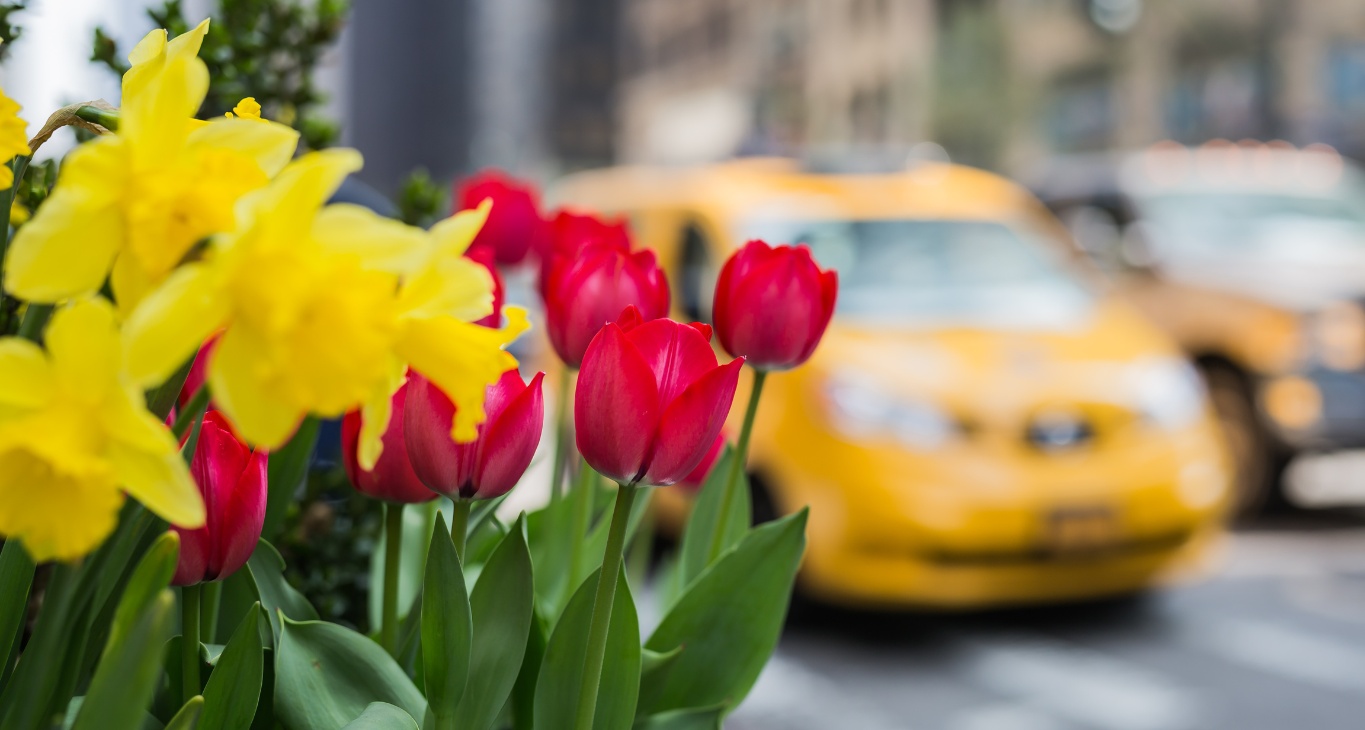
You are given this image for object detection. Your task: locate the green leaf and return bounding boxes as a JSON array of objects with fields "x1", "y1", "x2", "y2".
[
  {"x1": 632, "y1": 706, "x2": 725, "y2": 730},
  {"x1": 165, "y1": 696, "x2": 204, "y2": 730},
  {"x1": 200, "y1": 604, "x2": 264, "y2": 730},
  {"x1": 637, "y1": 646, "x2": 684, "y2": 712},
  {"x1": 677, "y1": 449, "x2": 749, "y2": 588},
  {"x1": 640, "y1": 510, "x2": 807, "y2": 715},
  {"x1": 340, "y1": 702, "x2": 420, "y2": 730},
  {"x1": 71, "y1": 590, "x2": 177, "y2": 730},
  {"x1": 0, "y1": 563, "x2": 79, "y2": 729},
  {"x1": 533, "y1": 568, "x2": 640, "y2": 730},
  {"x1": 570, "y1": 489, "x2": 653, "y2": 601},
  {"x1": 110, "y1": 532, "x2": 180, "y2": 650},
  {"x1": 247, "y1": 540, "x2": 318, "y2": 641},
  {"x1": 0, "y1": 539, "x2": 35, "y2": 677},
  {"x1": 274, "y1": 617, "x2": 425, "y2": 730},
  {"x1": 421, "y1": 513, "x2": 472, "y2": 725},
  {"x1": 263, "y1": 417, "x2": 319, "y2": 539},
  {"x1": 511, "y1": 608, "x2": 548, "y2": 730},
  {"x1": 454, "y1": 516, "x2": 534, "y2": 730}
]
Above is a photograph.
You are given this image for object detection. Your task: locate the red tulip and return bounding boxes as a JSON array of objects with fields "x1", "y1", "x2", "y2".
[
  {"x1": 466, "y1": 244, "x2": 505, "y2": 328},
  {"x1": 714, "y1": 240, "x2": 838, "y2": 370},
  {"x1": 405, "y1": 369, "x2": 546, "y2": 500},
  {"x1": 172, "y1": 411, "x2": 268, "y2": 586},
  {"x1": 576, "y1": 306, "x2": 744, "y2": 486},
  {"x1": 177, "y1": 335, "x2": 219, "y2": 412},
  {"x1": 455, "y1": 170, "x2": 541, "y2": 265},
  {"x1": 537, "y1": 210, "x2": 631, "y2": 294},
  {"x1": 342, "y1": 378, "x2": 439, "y2": 504},
  {"x1": 544, "y1": 244, "x2": 670, "y2": 367},
  {"x1": 679, "y1": 432, "x2": 726, "y2": 491}
]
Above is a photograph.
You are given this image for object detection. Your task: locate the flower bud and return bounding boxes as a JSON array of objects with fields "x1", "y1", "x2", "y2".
[
  {"x1": 342, "y1": 379, "x2": 438, "y2": 504},
  {"x1": 714, "y1": 240, "x2": 838, "y2": 370},
  {"x1": 576, "y1": 306, "x2": 743, "y2": 486},
  {"x1": 405, "y1": 369, "x2": 546, "y2": 500},
  {"x1": 455, "y1": 170, "x2": 541, "y2": 265},
  {"x1": 544, "y1": 244, "x2": 670, "y2": 367},
  {"x1": 172, "y1": 411, "x2": 267, "y2": 586}
]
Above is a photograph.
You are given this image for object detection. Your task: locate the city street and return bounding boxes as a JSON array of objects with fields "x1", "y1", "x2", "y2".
[{"x1": 727, "y1": 510, "x2": 1365, "y2": 730}]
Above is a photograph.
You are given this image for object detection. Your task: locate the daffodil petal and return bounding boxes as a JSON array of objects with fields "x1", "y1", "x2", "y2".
[
  {"x1": 107, "y1": 431, "x2": 205, "y2": 529},
  {"x1": 397, "y1": 306, "x2": 529, "y2": 442},
  {"x1": 207, "y1": 324, "x2": 305, "y2": 450},
  {"x1": 44, "y1": 299, "x2": 120, "y2": 403},
  {"x1": 356, "y1": 361, "x2": 406, "y2": 471},
  {"x1": 188, "y1": 117, "x2": 300, "y2": 177},
  {"x1": 429, "y1": 200, "x2": 491, "y2": 257},
  {"x1": 3, "y1": 140, "x2": 127, "y2": 302},
  {"x1": 241, "y1": 149, "x2": 363, "y2": 245},
  {"x1": 165, "y1": 18, "x2": 210, "y2": 62},
  {"x1": 397, "y1": 255, "x2": 495, "y2": 322},
  {"x1": 0, "y1": 339, "x2": 52, "y2": 409},
  {"x1": 123, "y1": 262, "x2": 227, "y2": 388},
  {"x1": 0, "y1": 445, "x2": 123, "y2": 563},
  {"x1": 123, "y1": 55, "x2": 208, "y2": 167},
  {"x1": 312, "y1": 204, "x2": 429, "y2": 274}
]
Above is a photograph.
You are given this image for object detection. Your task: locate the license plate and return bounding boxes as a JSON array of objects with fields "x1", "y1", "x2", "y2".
[{"x1": 1043, "y1": 505, "x2": 1118, "y2": 555}]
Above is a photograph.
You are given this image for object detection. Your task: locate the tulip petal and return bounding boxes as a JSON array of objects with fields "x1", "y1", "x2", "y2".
[
  {"x1": 187, "y1": 117, "x2": 300, "y2": 178},
  {"x1": 211, "y1": 446, "x2": 266, "y2": 580},
  {"x1": 397, "y1": 307, "x2": 527, "y2": 443},
  {"x1": 312, "y1": 204, "x2": 429, "y2": 274},
  {"x1": 0, "y1": 339, "x2": 52, "y2": 409},
  {"x1": 122, "y1": 262, "x2": 229, "y2": 388},
  {"x1": 643, "y1": 357, "x2": 743, "y2": 486},
  {"x1": 622, "y1": 318, "x2": 719, "y2": 405},
  {"x1": 207, "y1": 325, "x2": 306, "y2": 451},
  {"x1": 107, "y1": 413, "x2": 205, "y2": 529},
  {"x1": 194, "y1": 413, "x2": 265, "y2": 580},
  {"x1": 3, "y1": 140, "x2": 127, "y2": 302},
  {"x1": 576, "y1": 323, "x2": 661, "y2": 484},
  {"x1": 171, "y1": 523, "x2": 209, "y2": 586},
  {"x1": 403, "y1": 373, "x2": 479, "y2": 498},
  {"x1": 473, "y1": 371, "x2": 544, "y2": 499}
]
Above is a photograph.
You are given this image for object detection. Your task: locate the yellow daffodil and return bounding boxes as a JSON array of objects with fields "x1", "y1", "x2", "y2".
[
  {"x1": 225, "y1": 97, "x2": 264, "y2": 121},
  {"x1": 0, "y1": 298, "x2": 204, "y2": 562},
  {"x1": 2, "y1": 19, "x2": 299, "y2": 312},
  {"x1": 122, "y1": 149, "x2": 528, "y2": 468},
  {"x1": 9, "y1": 201, "x2": 28, "y2": 226},
  {"x1": 0, "y1": 87, "x2": 29, "y2": 189}
]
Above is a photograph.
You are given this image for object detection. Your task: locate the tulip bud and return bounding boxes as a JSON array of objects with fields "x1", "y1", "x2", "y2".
[
  {"x1": 455, "y1": 170, "x2": 541, "y2": 265},
  {"x1": 466, "y1": 244, "x2": 505, "y2": 328},
  {"x1": 172, "y1": 411, "x2": 268, "y2": 586},
  {"x1": 576, "y1": 306, "x2": 743, "y2": 486},
  {"x1": 537, "y1": 210, "x2": 631, "y2": 295},
  {"x1": 544, "y1": 244, "x2": 670, "y2": 367},
  {"x1": 342, "y1": 378, "x2": 439, "y2": 504},
  {"x1": 714, "y1": 240, "x2": 838, "y2": 370},
  {"x1": 678, "y1": 432, "x2": 726, "y2": 492},
  {"x1": 405, "y1": 369, "x2": 546, "y2": 500}
]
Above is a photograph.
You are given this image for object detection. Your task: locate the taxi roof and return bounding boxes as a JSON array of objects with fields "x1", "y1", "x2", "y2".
[{"x1": 551, "y1": 157, "x2": 1050, "y2": 226}]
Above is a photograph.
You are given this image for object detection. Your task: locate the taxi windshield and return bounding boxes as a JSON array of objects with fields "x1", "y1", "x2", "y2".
[{"x1": 740, "y1": 218, "x2": 1093, "y2": 328}]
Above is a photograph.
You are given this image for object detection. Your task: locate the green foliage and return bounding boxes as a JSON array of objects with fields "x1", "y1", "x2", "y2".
[
  {"x1": 200, "y1": 604, "x2": 266, "y2": 730},
  {"x1": 397, "y1": 168, "x2": 445, "y2": 228},
  {"x1": 676, "y1": 448, "x2": 750, "y2": 592},
  {"x1": 274, "y1": 617, "x2": 425, "y2": 729},
  {"x1": 90, "y1": 0, "x2": 347, "y2": 149},
  {"x1": 341, "y1": 702, "x2": 420, "y2": 730},
  {"x1": 0, "y1": 1, "x2": 27, "y2": 61},
  {"x1": 455, "y1": 516, "x2": 535, "y2": 730},
  {"x1": 420, "y1": 513, "x2": 472, "y2": 727}
]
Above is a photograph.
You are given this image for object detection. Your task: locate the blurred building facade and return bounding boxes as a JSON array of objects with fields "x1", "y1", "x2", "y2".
[{"x1": 611, "y1": 0, "x2": 1365, "y2": 173}]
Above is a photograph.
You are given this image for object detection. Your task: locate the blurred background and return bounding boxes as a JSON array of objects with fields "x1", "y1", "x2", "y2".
[{"x1": 12, "y1": 1, "x2": 1365, "y2": 728}]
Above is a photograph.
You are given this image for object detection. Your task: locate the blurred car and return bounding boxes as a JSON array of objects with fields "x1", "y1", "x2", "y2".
[
  {"x1": 555, "y1": 158, "x2": 1231, "y2": 610},
  {"x1": 1034, "y1": 142, "x2": 1365, "y2": 514}
]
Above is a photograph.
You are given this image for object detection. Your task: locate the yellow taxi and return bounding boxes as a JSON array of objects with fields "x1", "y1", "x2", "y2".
[{"x1": 554, "y1": 158, "x2": 1232, "y2": 609}]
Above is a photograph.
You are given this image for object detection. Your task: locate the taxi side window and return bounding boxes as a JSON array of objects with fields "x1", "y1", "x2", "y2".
[{"x1": 677, "y1": 222, "x2": 715, "y2": 323}]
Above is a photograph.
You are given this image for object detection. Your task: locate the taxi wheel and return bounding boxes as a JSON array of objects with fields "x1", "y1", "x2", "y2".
[{"x1": 1201, "y1": 363, "x2": 1284, "y2": 518}]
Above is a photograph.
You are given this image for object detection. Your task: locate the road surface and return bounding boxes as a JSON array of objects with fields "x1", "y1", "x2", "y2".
[{"x1": 726, "y1": 510, "x2": 1365, "y2": 730}]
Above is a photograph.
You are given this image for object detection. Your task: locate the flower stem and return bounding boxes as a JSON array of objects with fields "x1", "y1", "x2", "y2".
[
  {"x1": 564, "y1": 456, "x2": 597, "y2": 602},
  {"x1": 172, "y1": 385, "x2": 211, "y2": 440},
  {"x1": 200, "y1": 580, "x2": 222, "y2": 643},
  {"x1": 75, "y1": 104, "x2": 120, "y2": 131},
  {"x1": 550, "y1": 368, "x2": 574, "y2": 502},
  {"x1": 573, "y1": 482, "x2": 638, "y2": 730},
  {"x1": 181, "y1": 583, "x2": 201, "y2": 704},
  {"x1": 15, "y1": 303, "x2": 52, "y2": 343},
  {"x1": 706, "y1": 369, "x2": 767, "y2": 564},
  {"x1": 381, "y1": 503, "x2": 404, "y2": 657},
  {"x1": 449, "y1": 498, "x2": 471, "y2": 563}
]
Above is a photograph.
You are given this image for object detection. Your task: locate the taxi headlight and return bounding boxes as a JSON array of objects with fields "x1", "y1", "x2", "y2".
[
  {"x1": 1131, "y1": 358, "x2": 1206, "y2": 430},
  {"x1": 1312, "y1": 300, "x2": 1365, "y2": 371},
  {"x1": 824, "y1": 377, "x2": 955, "y2": 449}
]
